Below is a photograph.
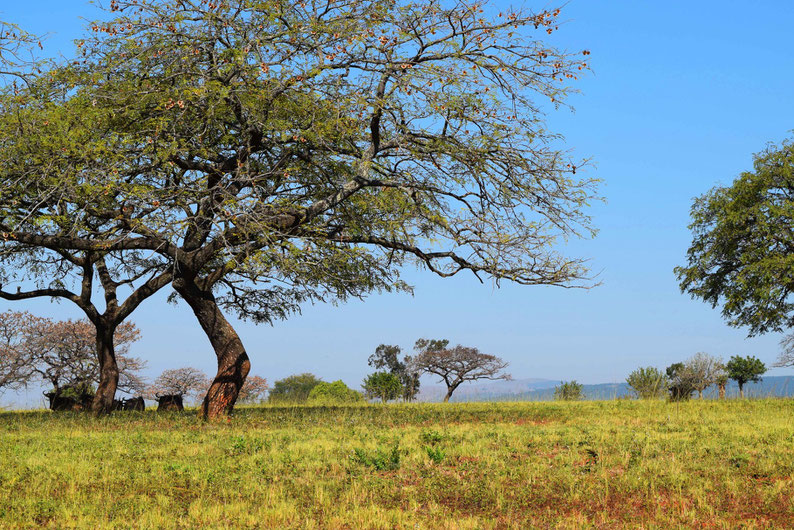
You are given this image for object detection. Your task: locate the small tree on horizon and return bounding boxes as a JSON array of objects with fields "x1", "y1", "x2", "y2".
[
  {"x1": 626, "y1": 367, "x2": 668, "y2": 399},
  {"x1": 237, "y1": 375, "x2": 269, "y2": 405},
  {"x1": 410, "y1": 340, "x2": 510, "y2": 403},
  {"x1": 666, "y1": 362, "x2": 696, "y2": 401},
  {"x1": 368, "y1": 344, "x2": 420, "y2": 402},
  {"x1": 554, "y1": 380, "x2": 583, "y2": 401},
  {"x1": 362, "y1": 372, "x2": 403, "y2": 403},
  {"x1": 148, "y1": 367, "x2": 209, "y2": 403},
  {"x1": 685, "y1": 352, "x2": 724, "y2": 399},
  {"x1": 725, "y1": 356, "x2": 766, "y2": 398},
  {"x1": 268, "y1": 373, "x2": 323, "y2": 404}
]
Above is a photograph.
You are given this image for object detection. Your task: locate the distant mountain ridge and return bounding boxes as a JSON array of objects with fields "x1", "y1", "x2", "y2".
[{"x1": 416, "y1": 376, "x2": 794, "y2": 402}]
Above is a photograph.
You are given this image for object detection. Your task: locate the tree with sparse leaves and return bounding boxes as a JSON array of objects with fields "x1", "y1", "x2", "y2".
[
  {"x1": 0, "y1": 310, "x2": 146, "y2": 397},
  {"x1": 411, "y1": 340, "x2": 510, "y2": 402},
  {"x1": 0, "y1": 0, "x2": 596, "y2": 418},
  {"x1": 149, "y1": 367, "x2": 209, "y2": 402},
  {"x1": 237, "y1": 375, "x2": 269, "y2": 404}
]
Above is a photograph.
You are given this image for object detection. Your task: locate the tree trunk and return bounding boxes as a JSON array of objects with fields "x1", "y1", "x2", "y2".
[
  {"x1": 443, "y1": 383, "x2": 459, "y2": 403},
  {"x1": 739, "y1": 383, "x2": 744, "y2": 398},
  {"x1": 174, "y1": 278, "x2": 250, "y2": 420},
  {"x1": 718, "y1": 382, "x2": 726, "y2": 399},
  {"x1": 698, "y1": 389, "x2": 703, "y2": 399},
  {"x1": 91, "y1": 323, "x2": 119, "y2": 415}
]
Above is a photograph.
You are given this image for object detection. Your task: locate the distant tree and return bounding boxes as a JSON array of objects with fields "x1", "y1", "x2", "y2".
[
  {"x1": 411, "y1": 340, "x2": 510, "y2": 402},
  {"x1": 716, "y1": 373, "x2": 729, "y2": 400},
  {"x1": 676, "y1": 137, "x2": 794, "y2": 337},
  {"x1": 774, "y1": 334, "x2": 794, "y2": 368},
  {"x1": 149, "y1": 367, "x2": 209, "y2": 402},
  {"x1": 684, "y1": 352, "x2": 724, "y2": 399},
  {"x1": 666, "y1": 362, "x2": 696, "y2": 401},
  {"x1": 554, "y1": 380, "x2": 583, "y2": 401},
  {"x1": 0, "y1": 311, "x2": 146, "y2": 397},
  {"x1": 725, "y1": 356, "x2": 766, "y2": 398},
  {"x1": 268, "y1": 373, "x2": 323, "y2": 403},
  {"x1": 626, "y1": 367, "x2": 668, "y2": 399},
  {"x1": 237, "y1": 376, "x2": 269, "y2": 405},
  {"x1": 362, "y1": 372, "x2": 403, "y2": 403},
  {"x1": 308, "y1": 380, "x2": 364, "y2": 404},
  {"x1": 368, "y1": 344, "x2": 420, "y2": 401}
]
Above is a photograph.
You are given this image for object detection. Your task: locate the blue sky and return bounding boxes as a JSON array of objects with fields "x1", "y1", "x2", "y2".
[{"x1": 2, "y1": 1, "x2": 794, "y2": 406}]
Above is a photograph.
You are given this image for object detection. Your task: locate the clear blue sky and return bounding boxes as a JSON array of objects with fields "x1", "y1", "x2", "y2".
[{"x1": 2, "y1": 1, "x2": 794, "y2": 406}]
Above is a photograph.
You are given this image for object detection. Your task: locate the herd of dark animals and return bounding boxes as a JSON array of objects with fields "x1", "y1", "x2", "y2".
[{"x1": 42, "y1": 390, "x2": 184, "y2": 412}]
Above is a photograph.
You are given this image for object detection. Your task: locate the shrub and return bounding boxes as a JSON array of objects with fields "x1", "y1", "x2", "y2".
[
  {"x1": 307, "y1": 380, "x2": 364, "y2": 404},
  {"x1": 554, "y1": 380, "x2": 583, "y2": 401},
  {"x1": 626, "y1": 367, "x2": 668, "y2": 399}
]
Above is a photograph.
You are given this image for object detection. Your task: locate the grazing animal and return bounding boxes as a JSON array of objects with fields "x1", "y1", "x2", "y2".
[
  {"x1": 155, "y1": 394, "x2": 184, "y2": 412},
  {"x1": 122, "y1": 397, "x2": 145, "y2": 411},
  {"x1": 43, "y1": 390, "x2": 92, "y2": 411}
]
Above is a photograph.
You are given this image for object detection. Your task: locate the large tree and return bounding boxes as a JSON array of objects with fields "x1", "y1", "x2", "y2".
[
  {"x1": 725, "y1": 355, "x2": 766, "y2": 398},
  {"x1": 0, "y1": 0, "x2": 596, "y2": 418},
  {"x1": 676, "y1": 137, "x2": 794, "y2": 336},
  {"x1": 411, "y1": 340, "x2": 510, "y2": 402}
]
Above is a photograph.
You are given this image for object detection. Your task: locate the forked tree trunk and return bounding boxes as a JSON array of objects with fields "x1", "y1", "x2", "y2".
[
  {"x1": 174, "y1": 278, "x2": 250, "y2": 420},
  {"x1": 443, "y1": 383, "x2": 459, "y2": 403},
  {"x1": 91, "y1": 324, "x2": 119, "y2": 415}
]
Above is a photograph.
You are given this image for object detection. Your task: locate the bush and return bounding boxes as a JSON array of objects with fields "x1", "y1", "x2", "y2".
[
  {"x1": 626, "y1": 367, "x2": 668, "y2": 399},
  {"x1": 554, "y1": 380, "x2": 583, "y2": 401},
  {"x1": 307, "y1": 380, "x2": 364, "y2": 404}
]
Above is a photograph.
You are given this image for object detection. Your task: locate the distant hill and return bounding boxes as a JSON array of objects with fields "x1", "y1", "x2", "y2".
[{"x1": 416, "y1": 375, "x2": 794, "y2": 402}]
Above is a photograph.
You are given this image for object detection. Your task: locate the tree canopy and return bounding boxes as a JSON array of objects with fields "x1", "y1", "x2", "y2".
[
  {"x1": 676, "y1": 138, "x2": 794, "y2": 336},
  {"x1": 0, "y1": 0, "x2": 596, "y2": 417}
]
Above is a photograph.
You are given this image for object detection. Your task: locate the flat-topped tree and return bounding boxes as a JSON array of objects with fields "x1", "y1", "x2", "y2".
[
  {"x1": 2, "y1": 0, "x2": 597, "y2": 418},
  {"x1": 411, "y1": 340, "x2": 511, "y2": 402}
]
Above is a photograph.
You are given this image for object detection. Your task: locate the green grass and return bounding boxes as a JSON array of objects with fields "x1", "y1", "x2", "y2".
[{"x1": 1, "y1": 400, "x2": 793, "y2": 528}]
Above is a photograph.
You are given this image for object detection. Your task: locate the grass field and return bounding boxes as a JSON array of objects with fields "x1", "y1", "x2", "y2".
[{"x1": 1, "y1": 400, "x2": 793, "y2": 528}]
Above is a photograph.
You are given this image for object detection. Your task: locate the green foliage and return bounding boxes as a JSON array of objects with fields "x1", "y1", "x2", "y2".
[
  {"x1": 554, "y1": 381, "x2": 583, "y2": 401},
  {"x1": 362, "y1": 371, "x2": 403, "y2": 403},
  {"x1": 676, "y1": 137, "x2": 794, "y2": 335},
  {"x1": 666, "y1": 363, "x2": 695, "y2": 401},
  {"x1": 725, "y1": 356, "x2": 766, "y2": 395},
  {"x1": 368, "y1": 344, "x2": 420, "y2": 401},
  {"x1": 268, "y1": 373, "x2": 323, "y2": 403},
  {"x1": 626, "y1": 367, "x2": 669, "y2": 399},
  {"x1": 424, "y1": 445, "x2": 446, "y2": 464},
  {"x1": 307, "y1": 380, "x2": 363, "y2": 404},
  {"x1": 351, "y1": 443, "x2": 402, "y2": 471},
  {"x1": 419, "y1": 429, "x2": 446, "y2": 445}
]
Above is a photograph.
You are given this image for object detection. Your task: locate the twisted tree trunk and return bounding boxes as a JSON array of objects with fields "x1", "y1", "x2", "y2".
[
  {"x1": 174, "y1": 277, "x2": 250, "y2": 420},
  {"x1": 91, "y1": 323, "x2": 119, "y2": 415}
]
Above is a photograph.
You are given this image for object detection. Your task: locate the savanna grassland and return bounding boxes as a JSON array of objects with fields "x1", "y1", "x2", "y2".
[{"x1": 1, "y1": 400, "x2": 793, "y2": 529}]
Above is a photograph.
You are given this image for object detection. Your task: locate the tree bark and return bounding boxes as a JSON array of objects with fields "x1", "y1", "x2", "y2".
[
  {"x1": 174, "y1": 278, "x2": 250, "y2": 420},
  {"x1": 739, "y1": 383, "x2": 744, "y2": 398},
  {"x1": 718, "y1": 382, "x2": 726, "y2": 399},
  {"x1": 443, "y1": 383, "x2": 459, "y2": 403},
  {"x1": 91, "y1": 323, "x2": 119, "y2": 415}
]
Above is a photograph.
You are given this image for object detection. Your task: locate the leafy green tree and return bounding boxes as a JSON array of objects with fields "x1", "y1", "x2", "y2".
[
  {"x1": 269, "y1": 373, "x2": 323, "y2": 404},
  {"x1": 725, "y1": 356, "x2": 766, "y2": 398},
  {"x1": 666, "y1": 362, "x2": 696, "y2": 401},
  {"x1": 308, "y1": 380, "x2": 363, "y2": 404},
  {"x1": 626, "y1": 367, "x2": 668, "y2": 399},
  {"x1": 554, "y1": 380, "x2": 583, "y2": 401},
  {"x1": 368, "y1": 344, "x2": 420, "y2": 401},
  {"x1": 0, "y1": 1, "x2": 596, "y2": 418},
  {"x1": 676, "y1": 137, "x2": 794, "y2": 336},
  {"x1": 362, "y1": 372, "x2": 403, "y2": 403}
]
